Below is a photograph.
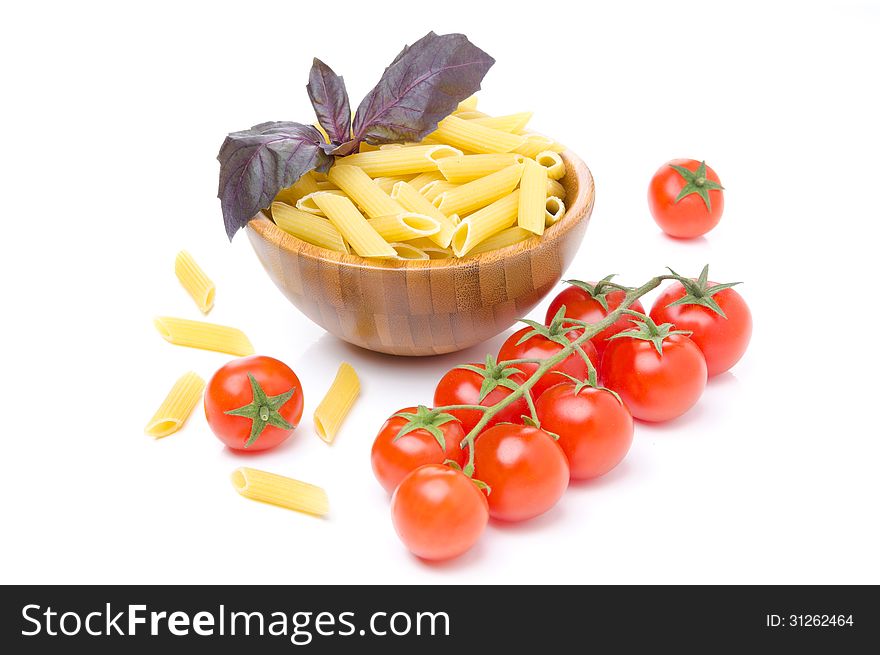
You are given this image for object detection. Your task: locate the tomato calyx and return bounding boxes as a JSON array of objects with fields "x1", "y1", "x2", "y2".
[
  {"x1": 608, "y1": 311, "x2": 692, "y2": 355},
  {"x1": 666, "y1": 265, "x2": 742, "y2": 318},
  {"x1": 564, "y1": 274, "x2": 631, "y2": 311},
  {"x1": 518, "y1": 306, "x2": 581, "y2": 349},
  {"x1": 223, "y1": 373, "x2": 296, "y2": 447},
  {"x1": 553, "y1": 371, "x2": 624, "y2": 406},
  {"x1": 392, "y1": 405, "x2": 460, "y2": 452},
  {"x1": 444, "y1": 460, "x2": 491, "y2": 494},
  {"x1": 669, "y1": 160, "x2": 724, "y2": 211},
  {"x1": 456, "y1": 354, "x2": 525, "y2": 402}
]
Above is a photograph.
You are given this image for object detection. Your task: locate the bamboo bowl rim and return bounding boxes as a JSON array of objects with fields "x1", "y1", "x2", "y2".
[{"x1": 248, "y1": 149, "x2": 593, "y2": 270}]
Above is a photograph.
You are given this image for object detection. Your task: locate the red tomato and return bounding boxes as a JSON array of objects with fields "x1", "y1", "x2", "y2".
[
  {"x1": 391, "y1": 464, "x2": 489, "y2": 561},
  {"x1": 650, "y1": 275, "x2": 752, "y2": 377},
  {"x1": 472, "y1": 424, "x2": 569, "y2": 522},
  {"x1": 600, "y1": 321, "x2": 707, "y2": 422},
  {"x1": 433, "y1": 360, "x2": 531, "y2": 434},
  {"x1": 545, "y1": 282, "x2": 646, "y2": 358},
  {"x1": 498, "y1": 326, "x2": 598, "y2": 397},
  {"x1": 371, "y1": 406, "x2": 467, "y2": 494},
  {"x1": 535, "y1": 382, "x2": 634, "y2": 480},
  {"x1": 204, "y1": 355, "x2": 303, "y2": 451},
  {"x1": 648, "y1": 159, "x2": 724, "y2": 238}
]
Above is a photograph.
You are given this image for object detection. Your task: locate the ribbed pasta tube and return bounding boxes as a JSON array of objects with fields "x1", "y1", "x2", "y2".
[
  {"x1": 366, "y1": 213, "x2": 441, "y2": 242},
  {"x1": 271, "y1": 202, "x2": 349, "y2": 253},
  {"x1": 437, "y1": 154, "x2": 525, "y2": 184},
  {"x1": 311, "y1": 193, "x2": 395, "y2": 258},
  {"x1": 467, "y1": 226, "x2": 534, "y2": 255},
  {"x1": 518, "y1": 158, "x2": 549, "y2": 235},
  {"x1": 389, "y1": 243, "x2": 430, "y2": 260},
  {"x1": 466, "y1": 112, "x2": 533, "y2": 133},
  {"x1": 515, "y1": 134, "x2": 557, "y2": 158},
  {"x1": 434, "y1": 163, "x2": 523, "y2": 217},
  {"x1": 334, "y1": 145, "x2": 462, "y2": 176},
  {"x1": 455, "y1": 94, "x2": 479, "y2": 112},
  {"x1": 174, "y1": 251, "x2": 215, "y2": 314},
  {"x1": 451, "y1": 190, "x2": 520, "y2": 257},
  {"x1": 296, "y1": 189, "x2": 345, "y2": 216},
  {"x1": 327, "y1": 165, "x2": 403, "y2": 218},
  {"x1": 274, "y1": 173, "x2": 320, "y2": 205},
  {"x1": 145, "y1": 372, "x2": 206, "y2": 438},
  {"x1": 535, "y1": 150, "x2": 566, "y2": 180},
  {"x1": 154, "y1": 317, "x2": 255, "y2": 356},
  {"x1": 313, "y1": 363, "x2": 360, "y2": 443},
  {"x1": 546, "y1": 178, "x2": 566, "y2": 200},
  {"x1": 231, "y1": 467, "x2": 329, "y2": 516},
  {"x1": 545, "y1": 196, "x2": 566, "y2": 226},
  {"x1": 391, "y1": 181, "x2": 457, "y2": 247},
  {"x1": 431, "y1": 115, "x2": 527, "y2": 154}
]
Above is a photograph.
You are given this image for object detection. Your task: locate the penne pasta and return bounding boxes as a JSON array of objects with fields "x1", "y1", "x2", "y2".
[
  {"x1": 145, "y1": 372, "x2": 205, "y2": 438},
  {"x1": 430, "y1": 115, "x2": 527, "y2": 154},
  {"x1": 434, "y1": 163, "x2": 523, "y2": 217},
  {"x1": 518, "y1": 158, "x2": 549, "y2": 235},
  {"x1": 334, "y1": 145, "x2": 462, "y2": 177},
  {"x1": 275, "y1": 173, "x2": 320, "y2": 205},
  {"x1": 296, "y1": 189, "x2": 345, "y2": 216},
  {"x1": 467, "y1": 226, "x2": 534, "y2": 255},
  {"x1": 421, "y1": 180, "x2": 458, "y2": 202},
  {"x1": 311, "y1": 193, "x2": 396, "y2": 258},
  {"x1": 536, "y1": 150, "x2": 566, "y2": 180},
  {"x1": 367, "y1": 212, "x2": 441, "y2": 242},
  {"x1": 455, "y1": 94, "x2": 479, "y2": 112},
  {"x1": 389, "y1": 242, "x2": 430, "y2": 260},
  {"x1": 272, "y1": 202, "x2": 349, "y2": 253},
  {"x1": 515, "y1": 134, "x2": 557, "y2": 158},
  {"x1": 231, "y1": 467, "x2": 329, "y2": 516},
  {"x1": 467, "y1": 112, "x2": 533, "y2": 133},
  {"x1": 315, "y1": 181, "x2": 339, "y2": 191},
  {"x1": 546, "y1": 178, "x2": 566, "y2": 200},
  {"x1": 453, "y1": 110, "x2": 489, "y2": 120},
  {"x1": 358, "y1": 142, "x2": 380, "y2": 152},
  {"x1": 407, "y1": 171, "x2": 445, "y2": 193},
  {"x1": 545, "y1": 196, "x2": 566, "y2": 226},
  {"x1": 391, "y1": 181, "x2": 457, "y2": 247},
  {"x1": 314, "y1": 363, "x2": 360, "y2": 443},
  {"x1": 327, "y1": 164, "x2": 403, "y2": 218},
  {"x1": 154, "y1": 317, "x2": 255, "y2": 356},
  {"x1": 174, "y1": 250, "x2": 215, "y2": 314},
  {"x1": 451, "y1": 190, "x2": 520, "y2": 257},
  {"x1": 438, "y1": 153, "x2": 525, "y2": 184},
  {"x1": 373, "y1": 176, "x2": 412, "y2": 194}
]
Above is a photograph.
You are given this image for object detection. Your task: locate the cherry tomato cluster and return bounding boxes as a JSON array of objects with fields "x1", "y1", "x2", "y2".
[{"x1": 371, "y1": 266, "x2": 751, "y2": 561}]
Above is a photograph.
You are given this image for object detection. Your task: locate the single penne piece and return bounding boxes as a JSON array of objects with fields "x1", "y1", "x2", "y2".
[
  {"x1": 334, "y1": 145, "x2": 462, "y2": 177},
  {"x1": 373, "y1": 176, "x2": 411, "y2": 194},
  {"x1": 518, "y1": 158, "x2": 549, "y2": 235},
  {"x1": 438, "y1": 154, "x2": 526, "y2": 184},
  {"x1": 154, "y1": 317, "x2": 255, "y2": 356},
  {"x1": 434, "y1": 163, "x2": 523, "y2": 217},
  {"x1": 391, "y1": 181, "x2": 457, "y2": 247},
  {"x1": 453, "y1": 110, "x2": 489, "y2": 120},
  {"x1": 455, "y1": 94, "x2": 479, "y2": 112},
  {"x1": 315, "y1": 181, "x2": 339, "y2": 190},
  {"x1": 389, "y1": 242, "x2": 430, "y2": 260},
  {"x1": 296, "y1": 189, "x2": 345, "y2": 216},
  {"x1": 546, "y1": 178, "x2": 566, "y2": 200},
  {"x1": 535, "y1": 150, "x2": 566, "y2": 180},
  {"x1": 275, "y1": 173, "x2": 320, "y2": 205},
  {"x1": 327, "y1": 165, "x2": 403, "y2": 218},
  {"x1": 545, "y1": 196, "x2": 566, "y2": 226},
  {"x1": 313, "y1": 363, "x2": 360, "y2": 443},
  {"x1": 430, "y1": 115, "x2": 527, "y2": 154},
  {"x1": 467, "y1": 112, "x2": 533, "y2": 133},
  {"x1": 408, "y1": 171, "x2": 444, "y2": 192},
  {"x1": 422, "y1": 247, "x2": 454, "y2": 259},
  {"x1": 311, "y1": 193, "x2": 396, "y2": 258},
  {"x1": 515, "y1": 134, "x2": 557, "y2": 158},
  {"x1": 174, "y1": 250, "x2": 215, "y2": 314},
  {"x1": 231, "y1": 467, "x2": 329, "y2": 516},
  {"x1": 467, "y1": 226, "x2": 534, "y2": 256},
  {"x1": 451, "y1": 190, "x2": 520, "y2": 257},
  {"x1": 422, "y1": 180, "x2": 458, "y2": 202},
  {"x1": 367, "y1": 213, "x2": 441, "y2": 242},
  {"x1": 145, "y1": 371, "x2": 206, "y2": 438},
  {"x1": 272, "y1": 202, "x2": 349, "y2": 253}
]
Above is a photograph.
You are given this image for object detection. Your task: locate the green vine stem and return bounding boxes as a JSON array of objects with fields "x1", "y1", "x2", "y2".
[{"x1": 433, "y1": 273, "x2": 679, "y2": 477}]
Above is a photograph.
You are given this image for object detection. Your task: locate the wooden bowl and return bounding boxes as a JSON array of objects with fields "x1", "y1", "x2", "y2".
[{"x1": 247, "y1": 150, "x2": 594, "y2": 356}]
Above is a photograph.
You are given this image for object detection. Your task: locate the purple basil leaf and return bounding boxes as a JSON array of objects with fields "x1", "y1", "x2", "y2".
[
  {"x1": 351, "y1": 31, "x2": 494, "y2": 146},
  {"x1": 306, "y1": 58, "x2": 351, "y2": 145},
  {"x1": 217, "y1": 121, "x2": 333, "y2": 240}
]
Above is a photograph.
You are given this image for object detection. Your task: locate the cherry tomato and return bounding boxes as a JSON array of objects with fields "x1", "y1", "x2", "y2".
[
  {"x1": 648, "y1": 159, "x2": 724, "y2": 238},
  {"x1": 498, "y1": 326, "x2": 598, "y2": 397},
  {"x1": 204, "y1": 355, "x2": 303, "y2": 451},
  {"x1": 472, "y1": 424, "x2": 569, "y2": 522},
  {"x1": 433, "y1": 359, "x2": 532, "y2": 434},
  {"x1": 600, "y1": 318, "x2": 707, "y2": 422},
  {"x1": 545, "y1": 281, "x2": 645, "y2": 358},
  {"x1": 649, "y1": 270, "x2": 752, "y2": 377},
  {"x1": 535, "y1": 382, "x2": 634, "y2": 480},
  {"x1": 391, "y1": 464, "x2": 489, "y2": 561},
  {"x1": 371, "y1": 406, "x2": 467, "y2": 494}
]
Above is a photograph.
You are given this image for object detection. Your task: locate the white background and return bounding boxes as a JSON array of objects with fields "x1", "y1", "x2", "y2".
[{"x1": 2, "y1": 0, "x2": 878, "y2": 584}]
